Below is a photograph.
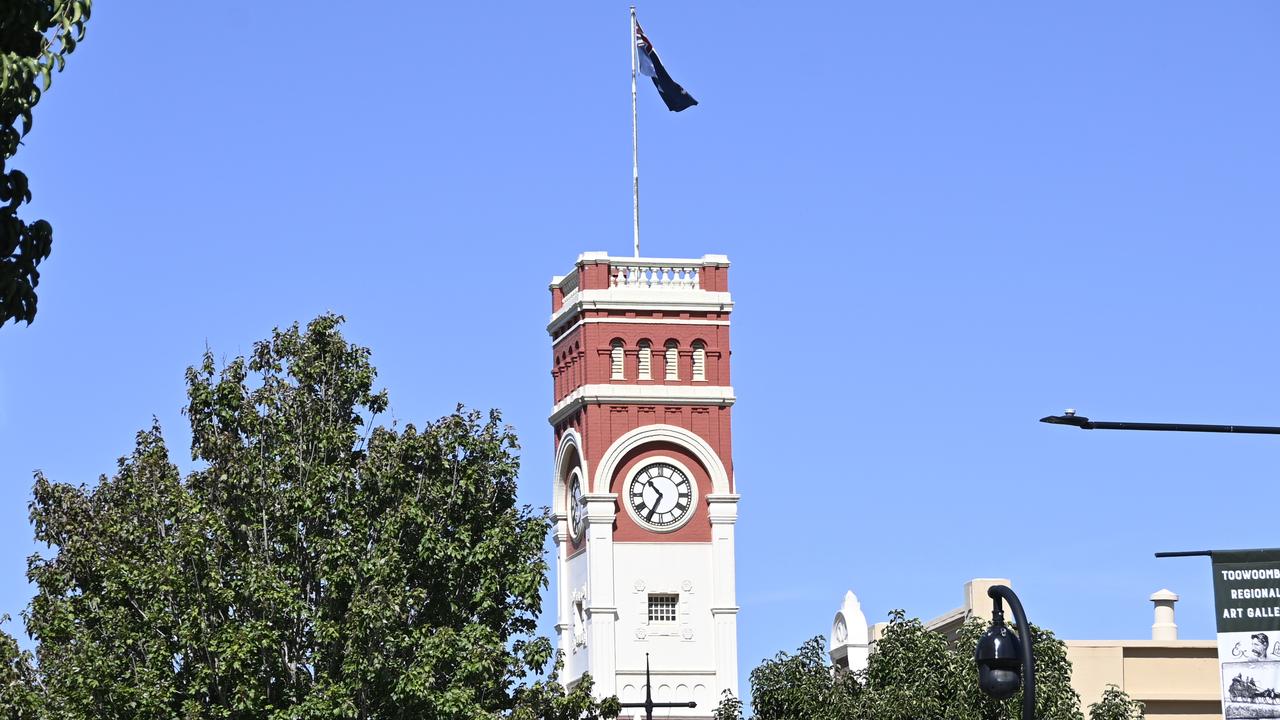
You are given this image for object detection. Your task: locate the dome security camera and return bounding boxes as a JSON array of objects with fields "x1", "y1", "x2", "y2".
[{"x1": 975, "y1": 620, "x2": 1023, "y2": 700}]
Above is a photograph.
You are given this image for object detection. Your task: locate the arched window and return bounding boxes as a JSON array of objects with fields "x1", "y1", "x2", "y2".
[
  {"x1": 664, "y1": 340, "x2": 679, "y2": 381},
  {"x1": 611, "y1": 339, "x2": 625, "y2": 380},
  {"x1": 692, "y1": 341, "x2": 706, "y2": 381},
  {"x1": 637, "y1": 340, "x2": 652, "y2": 380}
]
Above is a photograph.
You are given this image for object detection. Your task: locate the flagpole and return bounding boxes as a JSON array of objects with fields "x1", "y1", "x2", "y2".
[{"x1": 630, "y1": 5, "x2": 640, "y2": 258}]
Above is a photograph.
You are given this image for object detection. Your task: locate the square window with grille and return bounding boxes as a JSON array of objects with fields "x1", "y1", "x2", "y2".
[{"x1": 648, "y1": 594, "x2": 678, "y2": 623}]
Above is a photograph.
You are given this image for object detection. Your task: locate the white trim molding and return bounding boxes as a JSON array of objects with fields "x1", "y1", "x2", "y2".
[
  {"x1": 705, "y1": 493, "x2": 741, "y2": 525},
  {"x1": 592, "y1": 424, "x2": 731, "y2": 496},
  {"x1": 548, "y1": 288, "x2": 734, "y2": 338},
  {"x1": 548, "y1": 384, "x2": 735, "y2": 427},
  {"x1": 583, "y1": 493, "x2": 619, "y2": 523}
]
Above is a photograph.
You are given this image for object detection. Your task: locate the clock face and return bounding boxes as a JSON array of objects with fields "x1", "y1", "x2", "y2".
[
  {"x1": 627, "y1": 462, "x2": 694, "y2": 529},
  {"x1": 834, "y1": 615, "x2": 848, "y2": 643},
  {"x1": 568, "y1": 473, "x2": 586, "y2": 540}
]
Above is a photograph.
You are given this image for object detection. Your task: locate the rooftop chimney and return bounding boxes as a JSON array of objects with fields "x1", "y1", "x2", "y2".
[{"x1": 1150, "y1": 588, "x2": 1178, "y2": 641}]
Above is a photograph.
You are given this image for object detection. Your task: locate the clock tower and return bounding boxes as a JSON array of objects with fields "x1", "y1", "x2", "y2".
[{"x1": 549, "y1": 252, "x2": 739, "y2": 716}]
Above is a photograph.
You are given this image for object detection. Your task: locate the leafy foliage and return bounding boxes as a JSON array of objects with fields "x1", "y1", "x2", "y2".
[
  {"x1": 0, "y1": 619, "x2": 40, "y2": 720},
  {"x1": 0, "y1": 0, "x2": 91, "y2": 326},
  {"x1": 20, "y1": 314, "x2": 615, "y2": 719},
  {"x1": 711, "y1": 689, "x2": 744, "y2": 720},
  {"x1": 1088, "y1": 685, "x2": 1145, "y2": 720},
  {"x1": 510, "y1": 660, "x2": 618, "y2": 720},
  {"x1": 747, "y1": 637, "x2": 859, "y2": 720},
  {"x1": 725, "y1": 610, "x2": 1143, "y2": 720}
]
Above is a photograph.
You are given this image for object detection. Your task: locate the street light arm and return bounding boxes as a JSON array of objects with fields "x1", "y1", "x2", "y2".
[
  {"x1": 1040, "y1": 413, "x2": 1093, "y2": 429},
  {"x1": 989, "y1": 585, "x2": 1035, "y2": 720},
  {"x1": 1040, "y1": 412, "x2": 1280, "y2": 435}
]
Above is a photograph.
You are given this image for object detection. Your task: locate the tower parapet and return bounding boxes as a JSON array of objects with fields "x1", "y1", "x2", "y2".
[{"x1": 550, "y1": 252, "x2": 731, "y2": 319}]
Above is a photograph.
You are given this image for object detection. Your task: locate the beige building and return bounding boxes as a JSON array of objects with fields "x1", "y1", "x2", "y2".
[{"x1": 833, "y1": 579, "x2": 1220, "y2": 720}]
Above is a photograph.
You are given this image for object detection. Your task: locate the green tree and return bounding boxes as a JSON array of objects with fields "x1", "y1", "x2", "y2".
[
  {"x1": 1, "y1": 0, "x2": 91, "y2": 326},
  {"x1": 0, "y1": 619, "x2": 40, "y2": 720},
  {"x1": 510, "y1": 661, "x2": 619, "y2": 720},
  {"x1": 746, "y1": 637, "x2": 859, "y2": 720},
  {"x1": 22, "y1": 314, "x2": 615, "y2": 719},
  {"x1": 725, "y1": 610, "x2": 1141, "y2": 720},
  {"x1": 1087, "y1": 685, "x2": 1144, "y2": 720}
]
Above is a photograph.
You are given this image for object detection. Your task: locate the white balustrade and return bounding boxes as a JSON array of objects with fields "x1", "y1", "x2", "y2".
[{"x1": 609, "y1": 263, "x2": 701, "y2": 290}]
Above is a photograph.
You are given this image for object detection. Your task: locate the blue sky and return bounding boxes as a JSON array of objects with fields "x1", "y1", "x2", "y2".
[{"x1": 4, "y1": 0, "x2": 1280, "y2": 700}]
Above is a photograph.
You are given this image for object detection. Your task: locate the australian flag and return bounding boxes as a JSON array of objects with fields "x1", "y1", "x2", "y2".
[{"x1": 635, "y1": 21, "x2": 698, "y2": 112}]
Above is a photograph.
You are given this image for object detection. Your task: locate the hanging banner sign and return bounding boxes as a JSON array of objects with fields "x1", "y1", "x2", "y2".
[{"x1": 1212, "y1": 549, "x2": 1280, "y2": 719}]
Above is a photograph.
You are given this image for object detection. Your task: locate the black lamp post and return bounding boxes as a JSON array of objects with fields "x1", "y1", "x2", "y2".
[
  {"x1": 974, "y1": 585, "x2": 1035, "y2": 720},
  {"x1": 617, "y1": 654, "x2": 696, "y2": 720},
  {"x1": 1040, "y1": 409, "x2": 1280, "y2": 435}
]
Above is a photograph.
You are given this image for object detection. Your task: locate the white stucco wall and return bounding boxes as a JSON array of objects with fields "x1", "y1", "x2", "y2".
[{"x1": 613, "y1": 542, "x2": 718, "y2": 713}]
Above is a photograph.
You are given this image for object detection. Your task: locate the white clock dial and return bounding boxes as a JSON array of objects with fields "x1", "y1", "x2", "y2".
[
  {"x1": 568, "y1": 473, "x2": 586, "y2": 540},
  {"x1": 627, "y1": 462, "x2": 693, "y2": 529},
  {"x1": 834, "y1": 615, "x2": 848, "y2": 643}
]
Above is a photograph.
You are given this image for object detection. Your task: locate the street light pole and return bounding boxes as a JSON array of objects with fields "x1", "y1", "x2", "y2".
[{"x1": 1040, "y1": 409, "x2": 1280, "y2": 435}]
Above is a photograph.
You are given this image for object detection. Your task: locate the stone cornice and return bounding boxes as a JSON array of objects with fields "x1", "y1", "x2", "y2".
[
  {"x1": 548, "y1": 384, "x2": 735, "y2": 426},
  {"x1": 705, "y1": 494, "x2": 741, "y2": 503},
  {"x1": 706, "y1": 493, "x2": 740, "y2": 524},
  {"x1": 548, "y1": 288, "x2": 734, "y2": 338},
  {"x1": 583, "y1": 493, "x2": 618, "y2": 522}
]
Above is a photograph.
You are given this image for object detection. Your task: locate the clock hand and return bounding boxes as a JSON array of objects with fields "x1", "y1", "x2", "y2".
[
  {"x1": 645, "y1": 479, "x2": 665, "y2": 502},
  {"x1": 642, "y1": 480, "x2": 664, "y2": 521}
]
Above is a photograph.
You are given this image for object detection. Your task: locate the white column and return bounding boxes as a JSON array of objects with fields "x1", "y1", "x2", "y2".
[
  {"x1": 585, "y1": 494, "x2": 619, "y2": 698},
  {"x1": 707, "y1": 493, "x2": 740, "y2": 699},
  {"x1": 553, "y1": 517, "x2": 571, "y2": 653}
]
